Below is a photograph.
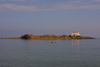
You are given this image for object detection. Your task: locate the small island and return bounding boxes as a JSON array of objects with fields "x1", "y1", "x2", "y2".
[
  {"x1": 1, "y1": 32, "x2": 94, "y2": 39},
  {"x1": 3, "y1": 34, "x2": 94, "y2": 39}
]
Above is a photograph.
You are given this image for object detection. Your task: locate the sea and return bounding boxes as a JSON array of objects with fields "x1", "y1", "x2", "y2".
[{"x1": 0, "y1": 39, "x2": 100, "y2": 67}]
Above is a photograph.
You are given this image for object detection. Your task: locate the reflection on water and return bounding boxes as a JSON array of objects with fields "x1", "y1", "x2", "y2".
[{"x1": 71, "y1": 39, "x2": 80, "y2": 60}]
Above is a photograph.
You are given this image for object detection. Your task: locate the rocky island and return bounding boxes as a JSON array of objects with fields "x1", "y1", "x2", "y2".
[{"x1": 3, "y1": 34, "x2": 94, "y2": 39}]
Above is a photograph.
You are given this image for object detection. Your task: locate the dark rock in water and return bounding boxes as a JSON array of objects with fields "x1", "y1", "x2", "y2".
[{"x1": 51, "y1": 41, "x2": 53, "y2": 43}]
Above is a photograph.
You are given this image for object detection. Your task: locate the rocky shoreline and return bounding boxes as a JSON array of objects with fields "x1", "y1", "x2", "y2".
[{"x1": 2, "y1": 34, "x2": 94, "y2": 39}]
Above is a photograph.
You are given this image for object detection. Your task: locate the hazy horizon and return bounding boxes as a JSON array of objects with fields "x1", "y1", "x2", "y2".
[{"x1": 0, "y1": 0, "x2": 100, "y2": 38}]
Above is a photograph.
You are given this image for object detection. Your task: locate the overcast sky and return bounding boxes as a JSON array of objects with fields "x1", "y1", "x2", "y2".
[{"x1": 0, "y1": 0, "x2": 100, "y2": 38}]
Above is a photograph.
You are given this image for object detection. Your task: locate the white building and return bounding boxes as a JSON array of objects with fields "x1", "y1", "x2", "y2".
[{"x1": 72, "y1": 32, "x2": 80, "y2": 36}]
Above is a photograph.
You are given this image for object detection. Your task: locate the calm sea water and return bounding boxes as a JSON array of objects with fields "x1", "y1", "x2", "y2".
[{"x1": 0, "y1": 39, "x2": 100, "y2": 67}]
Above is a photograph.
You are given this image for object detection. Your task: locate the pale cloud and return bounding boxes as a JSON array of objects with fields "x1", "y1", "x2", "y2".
[
  {"x1": 0, "y1": 4, "x2": 39, "y2": 11},
  {"x1": 0, "y1": 3, "x2": 100, "y2": 11},
  {"x1": 0, "y1": 0, "x2": 6, "y2": 1},
  {"x1": 68, "y1": 0, "x2": 84, "y2": 4},
  {"x1": 0, "y1": 0, "x2": 35, "y2": 1},
  {"x1": 93, "y1": 0, "x2": 100, "y2": 1},
  {"x1": 11, "y1": 0, "x2": 35, "y2": 1},
  {"x1": 11, "y1": 0, "x2": 27, "y2": 1},
  {"x1": 55, "y1": 3, "x2": 100, "y2": 9},
  {"x1": 0, "y1": 4, "x2": 54, "y2": 11},
  {"x1": 0, "y1": 0, "x2": 100, "y2": 11}
]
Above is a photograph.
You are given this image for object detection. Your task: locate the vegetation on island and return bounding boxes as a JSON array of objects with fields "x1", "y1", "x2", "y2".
[{"x1": 20, "y1": 34, "x2": 94, "y2": 39}]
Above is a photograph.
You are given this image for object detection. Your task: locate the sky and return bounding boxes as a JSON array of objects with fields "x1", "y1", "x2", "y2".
[{"x1": 0, "y1": 0, "x2": 100, "y2": 38}]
